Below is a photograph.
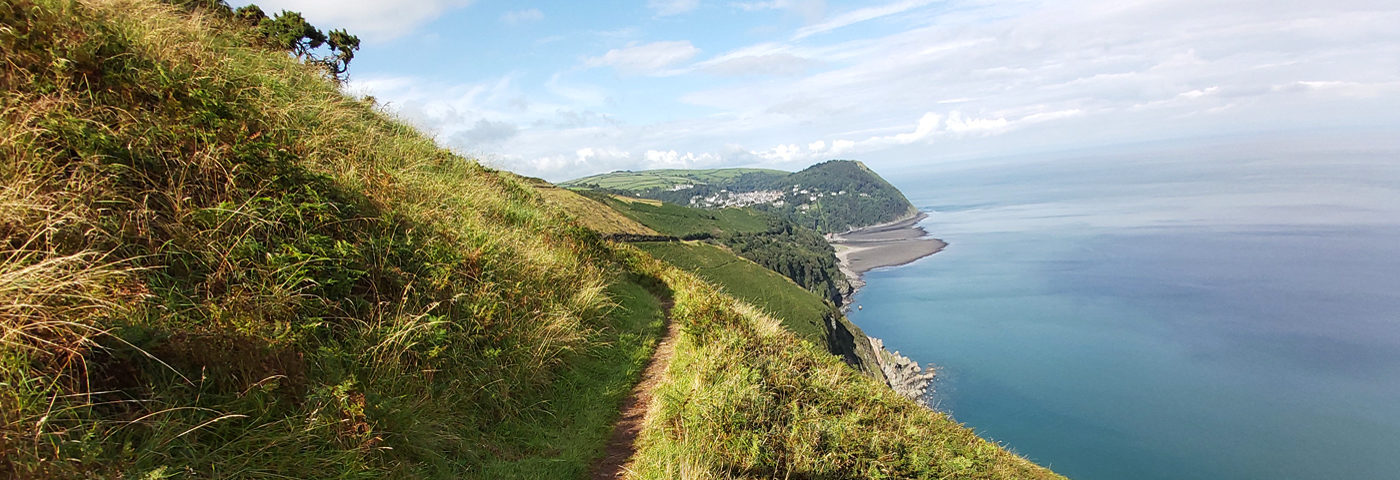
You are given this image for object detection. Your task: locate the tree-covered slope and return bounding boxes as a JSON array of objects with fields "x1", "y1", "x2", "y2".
[
  {"x1": 0, "y1": 1, "x2": 1057, "y2": 478},
  {"x1": 774, "y1": 160, "x2": 919, "y2": 232},
  {"x1": 563, "y1": 160, "x2": 918, "y2": 233}
]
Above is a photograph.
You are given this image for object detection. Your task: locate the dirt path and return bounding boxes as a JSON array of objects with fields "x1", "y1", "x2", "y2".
[{"x1": 590, "y1": 298, "x2": 679, "y2": 480}]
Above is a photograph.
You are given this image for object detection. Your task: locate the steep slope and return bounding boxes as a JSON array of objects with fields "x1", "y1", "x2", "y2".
[
  {"x1": 1, "y1": 1, "x2": 1058, "y2": 478},
  {"x1": 526, "y1": 182, "x2": 659, "y2": 237},
  {"x1": 634, "y1": 242, "x2": 882, "y2": 379},
  {"x1": 628, "y1": 271, "x2": 1061, "y2": 479},
  {"x1": 1, "y1": 2, "x2": 660, "y2": 477}
]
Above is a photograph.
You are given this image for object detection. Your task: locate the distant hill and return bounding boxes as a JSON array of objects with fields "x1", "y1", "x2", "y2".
[
  {"x1": 563, "y1": 167, "x2": 788, "y2": 192},
  {"x1": 562, "y1": 160, "x2": 918, "y2": 233}
]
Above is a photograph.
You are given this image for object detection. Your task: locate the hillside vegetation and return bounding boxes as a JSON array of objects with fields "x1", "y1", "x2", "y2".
[
  {"x1": 562, "y1": 168, "x2": 787, "y2": 192},
  {"x1": 630, "y1": 271, "x2": 1060, "y2": 479},
  {"x1": 588, "y1": 193, "x2": 848, "y2": 305},
  {"x1": 581, "y1": 192, "x2": 771, "y2": 239},
  {"x1": 565, "y1": 161, "x2": 918, "y2": 233},
  {"x1": 0, "y1": 1, "x2": 1058, "y2": 478},
  {"x1": 635, "y1": 242, "x2": 883, "y2": 379},
  {"x1": 527, "y1": 183, "x2": 658, "y2": 237}
]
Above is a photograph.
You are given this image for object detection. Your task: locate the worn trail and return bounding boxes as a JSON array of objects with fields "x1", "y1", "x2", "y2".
[{"x1": 590, "y1": 297, "x2": 678, "y2": 480}]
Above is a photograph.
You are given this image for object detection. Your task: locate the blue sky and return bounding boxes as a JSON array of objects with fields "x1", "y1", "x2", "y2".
[{"x1": 238, "y1": 0, "x2": 1400, "y2": 181}]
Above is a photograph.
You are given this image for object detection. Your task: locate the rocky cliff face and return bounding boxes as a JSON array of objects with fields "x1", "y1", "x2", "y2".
[{"x1": 869, "y1": 337, "x2": 937, "y2": 401}]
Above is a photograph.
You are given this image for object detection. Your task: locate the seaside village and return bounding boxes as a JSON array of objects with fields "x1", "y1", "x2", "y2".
[{"x1": 683, "y1": 184, "x2": 872, "y2": 210}]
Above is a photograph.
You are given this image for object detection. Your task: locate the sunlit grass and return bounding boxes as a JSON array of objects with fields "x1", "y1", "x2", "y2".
[{"x1": 0, "y1": 0, "x2": 1058, "y2": 477}]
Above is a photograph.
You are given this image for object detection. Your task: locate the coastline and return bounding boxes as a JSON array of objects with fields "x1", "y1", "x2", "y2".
[
  {"x1": 829, "y1": 212, "x2": 947, "y2": 308},
  {"x1": 830, "y1": 211, "x2": 945, "y2": 402}
]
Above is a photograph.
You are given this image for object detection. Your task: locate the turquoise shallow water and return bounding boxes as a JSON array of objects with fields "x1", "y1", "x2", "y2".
[{"x1": 847, "y1": 137, "x2": 1400, "y2": 479}]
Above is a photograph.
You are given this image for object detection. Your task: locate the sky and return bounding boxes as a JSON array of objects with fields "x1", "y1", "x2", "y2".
[{"x1": 235, "y1": 0, "x2": 1400, "y2": 181}]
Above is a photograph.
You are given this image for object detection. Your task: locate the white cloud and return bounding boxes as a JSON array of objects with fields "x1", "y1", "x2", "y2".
[
  {"x1": 500, "y1": 8, "x2": 543, "y2": 25},
  {"x1": 733, "y1": 0, "x2": 827, "y2": 22},
  {"x1": 243, "y1": 0, "x2": 475, "y2": 40},
  {"x1": 349, "y1": 0, "x2": 1400, "y2": 181},
  {"x1": 645, "y1": 150, "x2": 721, "y2": 167},
  {"x1": 943, "y1": 111, "x2": 1009, "y2": 135},
  {"x1": 699, "y1": 53, "x2": 821, "y2": 76},
  {"x1": 585, "y1": 41, "x2": 702, "y2": 75},
  {"x1": 792, "y1": 0, "x2": 937, "y2": 39},
  {"x1": 649, "y1": 0, "x2": 701, "y2": 16}
]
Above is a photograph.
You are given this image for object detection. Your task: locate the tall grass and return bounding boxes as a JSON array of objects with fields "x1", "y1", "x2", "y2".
[
  {"x1": 0, "y1": 0, "x2": 633, "y2": 476},
  {"x1": 626, "y1": 269, "x2": 1064, "y2": 479},
  {"x1": 1, "y1": 1, "x2": 1059, "y2": 478}
]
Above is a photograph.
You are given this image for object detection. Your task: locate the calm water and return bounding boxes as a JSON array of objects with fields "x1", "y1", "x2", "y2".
[{"x1": 849, "y1": 135, "x2": 1400, "y2": 479}]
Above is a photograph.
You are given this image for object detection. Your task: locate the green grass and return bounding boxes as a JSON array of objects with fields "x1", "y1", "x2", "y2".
[
  {"x1": 480, "y1": 277, "x2": 667, "y2": 478},
  {"x1": 561, "y1": 168, "x2": 786, "y2": 192},
  {"x1": 0, "y1": 1, "x2": 1058, "y2": 478},
  {"x1": 586, "y1": 194, "x2": 771, "y2": 238},
  {"x1": 529, "y1": 184, "x2": 658, "y2": 236},
  {"x1": 0, "y1": 1, "x2": 649, "y2": 476},
  {"x1": 636, "y1": 242, "x2": 827, "y2": 344},
  {"x1": 629, "y1": 271, "x2": 1064, "y2": 480}
]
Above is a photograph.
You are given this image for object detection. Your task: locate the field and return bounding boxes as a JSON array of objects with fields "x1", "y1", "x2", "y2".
[
  {"x1": 585, "y1": 193, "x2": 772, "y2": 238},
  {"x1": 561, "y1": 168, "x2": 787, "y2": 192}
]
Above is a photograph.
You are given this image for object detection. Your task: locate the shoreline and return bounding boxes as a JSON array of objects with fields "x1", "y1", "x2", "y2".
[
  {"x1": 830, "y1": 211, "x2": 945, "y2": 402},
  {"x1": 829, "y1": 212, "x2": 947, "y2": 308}
]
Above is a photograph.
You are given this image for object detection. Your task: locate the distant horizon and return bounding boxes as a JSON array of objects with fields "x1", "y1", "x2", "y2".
[{"x1": 235, "y1": 0, "x2": 1400, "y2": 181}]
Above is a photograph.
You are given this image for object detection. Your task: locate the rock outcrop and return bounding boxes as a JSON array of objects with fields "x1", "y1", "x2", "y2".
[{"x1": 869, "y1": 336, "x2": 937, "y2": 401}]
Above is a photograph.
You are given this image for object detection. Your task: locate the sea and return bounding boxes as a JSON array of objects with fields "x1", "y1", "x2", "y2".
[{"x1": 847, "y1": 133, "x2": 1400, "y2": 480}]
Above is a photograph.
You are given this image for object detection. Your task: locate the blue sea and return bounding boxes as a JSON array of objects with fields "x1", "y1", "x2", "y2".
[{"x1": 848, "y1": 134, "x2": 1400, "y2": 479}]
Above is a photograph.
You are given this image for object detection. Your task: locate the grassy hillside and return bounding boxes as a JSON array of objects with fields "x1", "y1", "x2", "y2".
[
  {"x1": 636, "y1": 243, "x2": 828, "y2": 342},
  {"x1": 562, "y1": 168, "x2": 787, "y2": 192},
  {"x1": 0, "y1": 1, "x2": 1057, "y2": 478},
  {"x1": 1, "y1": 1, "x2": 659, "y2": 476},
  {"x1": 527, "y1": 183, "x2": 658, "y2": 236},
  {"x1": 636, "y1": 242, "x2": 883, "y2": 379},
  {"x1": 583, "y1": 192, "x2": 770, "y2": 238},
  {"x1": 630, "y1": 270, "x2": 1061, "y2": 479}
]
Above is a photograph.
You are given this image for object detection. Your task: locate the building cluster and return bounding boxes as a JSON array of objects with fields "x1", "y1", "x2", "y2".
[{"x1": 684, "y1": 183, "x2": 856, "y2": 209}]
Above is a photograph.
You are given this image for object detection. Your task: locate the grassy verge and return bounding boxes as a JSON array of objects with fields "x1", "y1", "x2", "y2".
[
  {"x1": 636, "y1": 242, "x2": 827, "y2": 343},
  {"x1": 480, "y1": 277, "x2": 667, "y2": 478}
]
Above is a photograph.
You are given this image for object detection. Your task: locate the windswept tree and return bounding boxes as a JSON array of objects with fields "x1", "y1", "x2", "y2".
[{"x1": 168, "y1": 1, "x2": 361, "y2": 83}]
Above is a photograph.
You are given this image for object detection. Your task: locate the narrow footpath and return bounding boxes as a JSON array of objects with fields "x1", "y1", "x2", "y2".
[{"x1": 590, "y1": 297, "x2": 679, "y2": 480}]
